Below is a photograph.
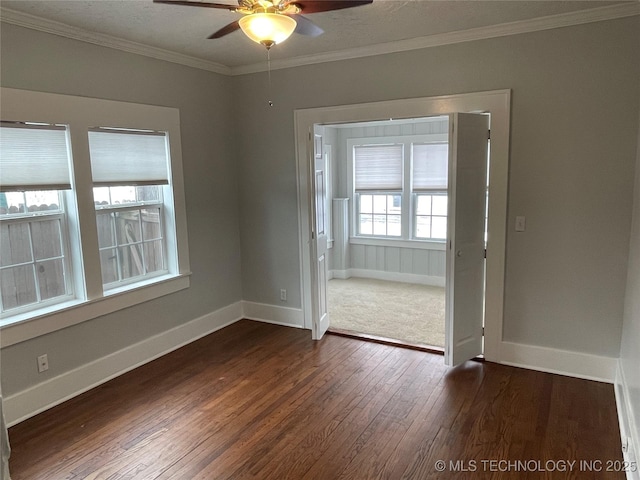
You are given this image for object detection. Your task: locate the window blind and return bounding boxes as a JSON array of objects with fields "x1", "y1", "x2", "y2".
[
  {"x1": 88, "y1": 129, "x2": 170, "y2": 186},
  {"x1": 412, "y1": 143, "x2": 448, "y2": 190},
  {"x1": 0, "y1": 122, "x2": 71, "y2": 191},
  {"x1": 354, "y1": 144, "x2": 402, "y2": 191}
]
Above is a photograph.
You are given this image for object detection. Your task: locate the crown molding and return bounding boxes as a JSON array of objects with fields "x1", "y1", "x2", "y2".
[
  {"x1": 230, "y1": 2, "x2": 640, "y2": 75},
  {"x1": 0, "y1": 7, "x2": 232, "y2": 76},
  {"x1": 1, "y1": 2, "x2": 638, "y2": 77}
]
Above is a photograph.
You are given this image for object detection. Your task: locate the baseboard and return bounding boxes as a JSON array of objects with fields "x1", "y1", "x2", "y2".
[
  {"x1": 242, "y1": 301, "x2": 304, "y2": 328},
  {"x1": 498, "y1": 341, "x2": 617, "y2": 383},
  {"x1": 4, "y1": 301, "x2": 243, "y2": 427},
  {"x1": 330, "y1": 268, "x2": 445, "y2": 287},
  {"x1": 616, "y1": 361, "x2": 640, "y2": 480},
  {"x1": 330, "y1": 269, "x2": 350, "y2": 280}
]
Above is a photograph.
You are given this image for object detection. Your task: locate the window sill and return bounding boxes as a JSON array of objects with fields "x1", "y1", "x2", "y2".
[
  {"x1": 0, "y1": 272, "x2": 191, "y2": 348},
  {"x1": 349, "y1": 236, "x2": 446, "y2": 251}
]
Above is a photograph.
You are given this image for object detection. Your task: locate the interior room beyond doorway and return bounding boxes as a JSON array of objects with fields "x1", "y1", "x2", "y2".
[{"x1": 322, "y1": 115, "x2": 449, "y2": 349}]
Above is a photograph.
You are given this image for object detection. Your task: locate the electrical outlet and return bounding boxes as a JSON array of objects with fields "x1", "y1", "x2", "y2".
[
  {"x1": 280, "y1": 289, "x2": 287, "y2": 302},
  {"x1": 37, "y1": 354, "x2": 49, "y2": 373}
]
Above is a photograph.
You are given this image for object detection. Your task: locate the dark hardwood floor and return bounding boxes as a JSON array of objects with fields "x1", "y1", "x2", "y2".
[{"x1": 9, "y1": 320, "x2": 624, "y2": 479}]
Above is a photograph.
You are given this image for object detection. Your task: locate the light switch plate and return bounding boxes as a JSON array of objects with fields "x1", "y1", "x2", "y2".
[{"x1": 515, "y1": 216, "x2": 526, "y2": 232}]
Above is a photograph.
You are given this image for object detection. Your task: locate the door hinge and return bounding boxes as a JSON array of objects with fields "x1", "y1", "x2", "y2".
[
  {"x1": 484, "y1": 248, "x2": 487, "y2": 259},
  {"x1": 482, "y1": 327, "x2": 485, "y2": 336},
  {"x1": 487, "y1": 129, "x2": 491, "y2": 140}
]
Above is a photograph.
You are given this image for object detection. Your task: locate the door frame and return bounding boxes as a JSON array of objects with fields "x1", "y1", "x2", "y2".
[{"x1": 294, "y1": 89, "x2": 510, "y2": 362}]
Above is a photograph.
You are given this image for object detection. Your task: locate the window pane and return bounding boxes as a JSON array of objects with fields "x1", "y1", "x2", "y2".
[
  {"x1": 24, "y1": 191, "x2": 61, "y2": 213},
  {"x1": 99, "y1": 205, "x2": 166, "y2": 288},
  {"x1": 416, "y1": 195, "x2": 431, "y2": 215},
  {"x1": 93, "y1": 187, "x2": 110, "y2": 206},
  {"x1": 1, "y1": 192, "x2": 26, "y2": 215},
  {"x1": 136, "y1": 186, "x2": 161, "y2": 203},
  {"x1": 141, "y1": 208, "x2": 162, "y2": 241},
  {"x1": 432, "y1": 195, "x2": 448, "y2": 216},
  {"x1": 372, "y1": 195, "x2": 387, "y2": 214},
  {"x1": 115, "y1": 211, "x2": 141, "y2": 246},
  {"x1": 36, "y1": 259, "x2": 66, "y2": 300},
  {"x1": 96, "y1": 213, "x2": 115, "y2": 248},
  {"x1": 388, "y1": 195, "x2": 401, "y2": 215},
  {"x1": 94, "y1": 186, "x2": 162, "y2": 208},
  {"x1": 416, "y1": 216, "x2": 431, "y2": 238},
  {"x1": 99, "y1": 249, "x2": 118, "y2": 284},
  {"x1": 388, "y1": 215, "x2": 401, "y2": 236},
  {"x1": 31, "y1": 220, "x2": 62, "y2": 260},
  {"x1": 359, "y1": 214, "x2": 373, "y2": 235},
  {"x1": 1, "y1": 265, "x2": 37, "y2": 310},
  {"x1": 373, "y1": 215, "x2": 387, "y2": 235},
  {"x1": 118, "y1": 245, "x2": 144, "y2": 279},
  {"x1": 432, "y1": 216, "x2": 447, "y2": 239},
  {"x1": 109, "y1": 186, "x2": 136, "y2": 205},
  {"x1": 144, "y1": 241, "x2": 164, "y2": 273},
  {"x1": 0, "y1": 223, "x2": 32, "y2": 267},
  {"x1": 359, "y1": 195, "x2": 372, "y2": 214}
]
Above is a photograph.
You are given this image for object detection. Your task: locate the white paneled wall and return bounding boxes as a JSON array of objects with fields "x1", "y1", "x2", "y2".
[
  {"x1": 331, "y1": 198, "x2": 350, "y2": 273},
  {"x1": 348, "y1": 243, "x2": 445, "y2": 286},
  {"x1": 328, "y1": 117, "x2": 448, "y2": 287}
]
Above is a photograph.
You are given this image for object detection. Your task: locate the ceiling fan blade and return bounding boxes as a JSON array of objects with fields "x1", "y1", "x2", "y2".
[
  {"x1": 294, "y1": 0, "x2": 372, "y2": 14},
  {"x1": 153, "y1": 0, "x2": 237, "y2": 10},
  {"x1": 290, "y1": 14, "x2": 324, "y2": 37},
  {"x1": 208, "y1": 20, "x2": 241, "y2": 39}
]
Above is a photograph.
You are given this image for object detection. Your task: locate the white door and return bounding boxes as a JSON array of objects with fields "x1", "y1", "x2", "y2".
[
  {"x1": 311, "y1": 130, "x2": 330, "y2": 339},
  {"x1": 445, "y1": 113, "x2": 489, "y2": 366}
]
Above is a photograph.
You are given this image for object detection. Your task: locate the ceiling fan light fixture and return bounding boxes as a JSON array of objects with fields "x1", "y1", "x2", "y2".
[{"x1": 239, "y1": 13, "x2": 297, "y2": 48}]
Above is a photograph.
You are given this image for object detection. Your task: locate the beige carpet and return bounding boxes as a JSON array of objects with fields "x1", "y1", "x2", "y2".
[{"x1": 328, "y1": 277, "x2": 445, "y2": 348}]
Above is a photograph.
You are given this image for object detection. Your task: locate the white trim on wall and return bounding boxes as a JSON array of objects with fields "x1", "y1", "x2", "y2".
[
  {"x1": 3, "y1": 301, "x2": 244, "y2": 427},
  {"x1": 616, "y1": 361, "x2": 640, "y2": 480},
  {"x1": 0, "y1": 8, "x2": 231, "y2": 75},
  {"x1": 295, "y1": 90, "x2": 511, "y2": 359},
  {"x1": 498, "y1": 341, "x2": 617, "y2": 383},
  {"x1": 242, "y1": 301, "x2": 304, "y2": 329},
  {"x1": 1, "y1": 4, "x2": 638, "y2": 76},
  {"x1": 3, "y1": 299, "x2": 626, "y2": 429},
  {"x1": 330, "y1": 269, "x2": 445, "y2": 287}
]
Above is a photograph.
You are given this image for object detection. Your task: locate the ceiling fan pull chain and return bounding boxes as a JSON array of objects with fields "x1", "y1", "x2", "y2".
[{"x1": 267, "y1": 48, "x2": 273, "y2": 107}]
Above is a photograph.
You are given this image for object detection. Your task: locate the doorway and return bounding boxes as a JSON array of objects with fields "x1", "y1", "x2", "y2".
[
  {"x1": 318, "y1": 116, "x2": 450, "y2": 349},
  {"x1": 294, "y1": 90, "x2": 510, "y2": 366}
]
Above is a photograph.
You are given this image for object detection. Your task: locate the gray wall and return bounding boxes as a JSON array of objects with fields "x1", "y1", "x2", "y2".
[
  {"x1": 235, "y1": 17, "x2": 640, "y2": 357},
  {"x1": 620, "y1": 103, "x2": 640, "y2": 461},
  {"x1": 0, "y1": 15, "x2": 638, "y2": 400},
  {"x1": 0, "y1": 24, "x2": 243, "y2": 396}
]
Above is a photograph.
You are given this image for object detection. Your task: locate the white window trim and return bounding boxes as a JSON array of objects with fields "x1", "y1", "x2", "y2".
[
  {"x1": 349, "y1": 236, "x2": 446, "y2": 250},
  {"x1": 0, "y1": 88, "x2": 191, "y2": 348},
  {"x1": 347, "y1": 133, "x2": 448, "y2": 241}
]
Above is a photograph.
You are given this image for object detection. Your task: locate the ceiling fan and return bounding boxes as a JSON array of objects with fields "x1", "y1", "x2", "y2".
[{"x1": 153, "y1": 0, "x2": 373, "y2": 49}]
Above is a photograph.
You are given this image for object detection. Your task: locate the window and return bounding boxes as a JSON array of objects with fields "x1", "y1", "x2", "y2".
[
  {"x1": 358, "y1": 193, "x2": 402, "y2": 236},
  {"x1": 354, "y1": 144, "x2": 403, "y2": 237},
  {"x1": 350, "y1": 132, "x2": 449, "y2": 242},
  {"x1": 88, "y1": 128, "x2": 170, "y2": 289},
  {"x1": 1, "y1": 88, "x2": 190, "y2": 342},
  {"x1": 0, "y1": 191, "x2": 72, "y2": 314},
  {"x1": 412, "y1": 142, "x2": 449, "y2": 240},
  {"x1": 0, "y1": 123, "x2": 73, "y2": 315}
]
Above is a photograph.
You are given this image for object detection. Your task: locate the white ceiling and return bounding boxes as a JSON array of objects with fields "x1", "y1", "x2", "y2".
[{"x1": 1, "y1": 0, "x2": 636, "y2": 74}]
